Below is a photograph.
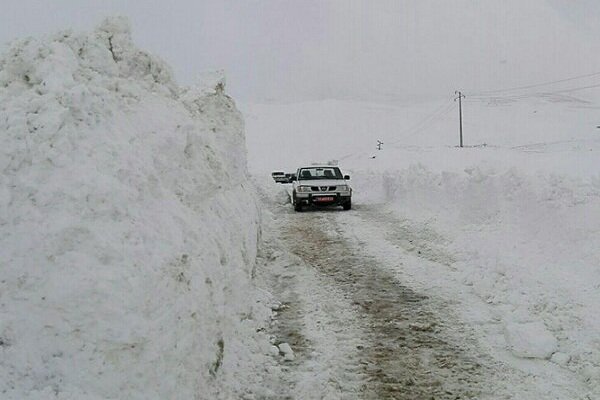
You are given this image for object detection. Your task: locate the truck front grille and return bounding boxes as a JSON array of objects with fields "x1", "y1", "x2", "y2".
[{"x1": 310, "y1": 186, "x2": 337, "y2": 192}]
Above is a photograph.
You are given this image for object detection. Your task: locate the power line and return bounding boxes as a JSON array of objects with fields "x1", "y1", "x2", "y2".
[
  {"x1": 388, "y1": 101, "x2": 455, "y2": 145},
  {"x1": 468, "y1": 81, "x2": 600, "y2": 103},
  {"x1": 408, "y1": 103, "x2": 455, "y2": 137},
  {"x1": 336, "y1": 100, "x2": 455, "y2": 161},
  {"x1": 470, "y1": 70, "x2": 600, "y2": 96},
  {"x1": 543, "y1": 82, "x2": 600, "y2": 94}
]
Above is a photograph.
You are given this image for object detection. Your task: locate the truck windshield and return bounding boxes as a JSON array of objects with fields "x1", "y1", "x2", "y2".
[{"x1": 298, "y1": 167, "x2": 342, "y2": 180}]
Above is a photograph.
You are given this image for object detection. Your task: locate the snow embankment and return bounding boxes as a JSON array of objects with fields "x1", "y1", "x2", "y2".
[
  {"x1": 0, "y1": 17, "x2": 273, "y2": 399},
  {"x1": 354, "y1": 164, "x2": 600, "y2": 392}
]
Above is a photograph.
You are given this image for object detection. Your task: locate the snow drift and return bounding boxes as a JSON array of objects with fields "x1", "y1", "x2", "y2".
[
  {"x1": 0, "y1": 17, "x2": 272, "y2": 399},
  {"x1": 353, "y1": 165, "x2": 600, "y2": 394}
]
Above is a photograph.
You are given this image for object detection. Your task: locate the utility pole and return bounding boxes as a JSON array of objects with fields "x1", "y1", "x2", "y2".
[
  {"x1": 376, "y1": 140, "x2": 383, "y2": 151},
  {"x1": 454, "y1": 91, "x2": 465, "y2": 147}
]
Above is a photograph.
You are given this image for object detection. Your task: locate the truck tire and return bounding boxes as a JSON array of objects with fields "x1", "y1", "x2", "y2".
[
  {"x1": 293, "y1": 192, "x2": 302, "y2": 212},
  {"x1": 343, "y1": 200, "x2": 351, "y2": 210}
]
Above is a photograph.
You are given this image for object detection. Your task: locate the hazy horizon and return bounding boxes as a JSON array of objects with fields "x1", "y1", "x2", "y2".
[{"x1": 2, "y1": 0, "x2": 600, "y2": 103}]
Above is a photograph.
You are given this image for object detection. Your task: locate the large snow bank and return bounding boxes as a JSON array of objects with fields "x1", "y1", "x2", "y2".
[{"x1": 0, "y1": 17, "x2": 273, "y2": 399}]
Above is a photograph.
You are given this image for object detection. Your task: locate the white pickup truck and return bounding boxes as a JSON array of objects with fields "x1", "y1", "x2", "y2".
[
  {"x1": 271, "y1": 171, "x2": 289, "y2": 183},
  {"x1": 291, "y1": 165, "x2": 352, "y2": 211}
]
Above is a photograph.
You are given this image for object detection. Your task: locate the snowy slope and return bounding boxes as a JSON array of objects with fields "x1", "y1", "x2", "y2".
[
  {"x1": 0, "y1": 17, "x2": 275, "y2": 400},
  {"x1": 243, "y1": 94, "x2": 600, "y2": 396},
  {"x1": 242, "y1": 95, "x2": 600, "y2": 176}
]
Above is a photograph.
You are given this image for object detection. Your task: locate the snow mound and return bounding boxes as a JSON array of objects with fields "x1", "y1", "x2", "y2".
[
  {"x1": 0, "y1": 17, "x2": 273, "y2": 399},
  {"x1": 504, "y1": 322, "x2": 558, "y2": 359}
]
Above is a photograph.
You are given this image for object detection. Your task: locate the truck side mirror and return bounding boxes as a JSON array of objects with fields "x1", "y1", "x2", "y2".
[{"x1": 344, "y1": 175, "x2": 350, "y2": 180}]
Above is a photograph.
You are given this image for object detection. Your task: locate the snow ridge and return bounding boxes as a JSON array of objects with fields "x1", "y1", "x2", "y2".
[{"x1": 0, "y1": 17, "x2": 271, "y2": 399}]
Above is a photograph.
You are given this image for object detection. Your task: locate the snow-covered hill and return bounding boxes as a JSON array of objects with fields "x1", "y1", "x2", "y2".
[{"x1": 0, "y1": 17, "x2": 275, "y2": 400}]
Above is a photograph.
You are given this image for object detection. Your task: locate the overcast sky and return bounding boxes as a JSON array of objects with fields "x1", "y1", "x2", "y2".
[{"x1": 1, "y1": 0, "x2": 600, "y2": 103}]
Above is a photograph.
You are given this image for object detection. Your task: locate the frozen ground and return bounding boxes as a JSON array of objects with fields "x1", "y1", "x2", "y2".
[{"x1": 244, "y1": 93, "x2": 600, "y2": 398}]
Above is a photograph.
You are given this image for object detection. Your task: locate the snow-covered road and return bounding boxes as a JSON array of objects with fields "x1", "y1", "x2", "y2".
[{"x1": 254, "y1": 180, "x2": 591, "y2": 399}]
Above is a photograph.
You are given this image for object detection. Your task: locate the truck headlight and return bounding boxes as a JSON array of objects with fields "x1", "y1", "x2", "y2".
[
  {"x1": 297, "y1": 186, "x2": 311, "y2": 193},
  {"x1": 337, "y1": 185, "x2": 349, "y2": 191}
]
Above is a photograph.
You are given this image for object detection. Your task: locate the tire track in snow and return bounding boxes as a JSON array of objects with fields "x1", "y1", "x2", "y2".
[
  {"x1": 254, "y1": 186, "x2": 370, "y2": 399},
  {"x1": 255, "y1": 181, "x2": 492, "y2": 399},
  {"x1": 335, "y1": 204, "x2": 594, "y2": 399},
  {"x1": 284, "y1": 211, "x2": 488, "y2": 399}
]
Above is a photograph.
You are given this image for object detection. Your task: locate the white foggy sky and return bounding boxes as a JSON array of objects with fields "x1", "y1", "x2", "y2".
[{"x1": 1, "y1": 0, "x2": 600, "y2": 102}]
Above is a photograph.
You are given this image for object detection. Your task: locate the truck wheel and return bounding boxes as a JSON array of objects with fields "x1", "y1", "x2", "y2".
[
  {"x1": 293, "y1": 192, "x2": 302, "y2": 212},
  {"x1": 343, "y1": 200, "x2": 351, "y2": 210}
]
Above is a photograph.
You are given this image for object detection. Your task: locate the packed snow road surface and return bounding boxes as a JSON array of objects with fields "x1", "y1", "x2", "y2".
[
  {"x1": 255, "y1": 180, "x2": 591, "y2": 399},
  {"x1": 257, "y1": 184, "x2": 500, "y2": 399},
  {"x1": 284, "y1": 212, "x2": 488, "y2": 399}
]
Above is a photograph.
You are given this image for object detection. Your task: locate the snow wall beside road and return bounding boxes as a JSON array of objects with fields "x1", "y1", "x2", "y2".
[
  {"x1": 0, "y1": 17, "x2": 272, "y2": 399},
  {"x1": 352, "y1": 165, "x2": 600, "y2": 390}
]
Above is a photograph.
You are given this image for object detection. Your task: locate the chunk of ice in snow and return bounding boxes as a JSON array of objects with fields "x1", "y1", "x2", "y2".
[
  {"x1": 550, "y1": 352, "x2": 571, "y2": 366},
  {"x1": 504, "y1": 321, "x2": 557, "y2": 359},
  {"x1": 278, "y1": 342, "x2": 295, "y2": 361},
  {"x1": 269, "y1": 345, "x2": 280, "y2": 356}
]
